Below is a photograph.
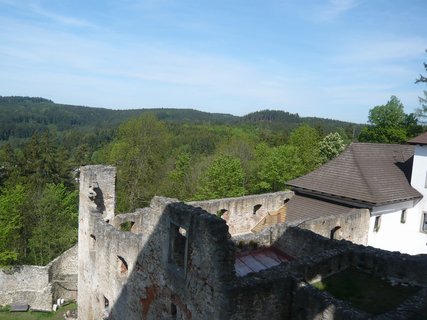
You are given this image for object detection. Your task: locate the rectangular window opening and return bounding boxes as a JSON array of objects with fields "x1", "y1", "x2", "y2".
[{"x1": 169, "y1": 223, "x2": 188, "y2": 272}]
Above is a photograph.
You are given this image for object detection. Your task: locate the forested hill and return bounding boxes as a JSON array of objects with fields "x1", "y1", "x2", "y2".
[{"x1": 0, "y1": 96, "x2": 359, "y2": 142}]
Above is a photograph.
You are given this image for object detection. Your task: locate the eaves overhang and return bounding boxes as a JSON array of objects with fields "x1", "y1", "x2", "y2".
[{"x1": 290, "y1": 186, "x2": 423, "y2": 210}]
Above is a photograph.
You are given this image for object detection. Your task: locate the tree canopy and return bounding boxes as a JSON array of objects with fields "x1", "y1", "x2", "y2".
[
  {"x1": 415, "y1": 50, "x2": 427, "y2": 122},
  {"x1": 359, "y1": 96, "x2": 423, "y2": 143}
]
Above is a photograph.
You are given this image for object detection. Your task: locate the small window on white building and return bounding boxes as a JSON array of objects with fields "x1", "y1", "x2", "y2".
[
  {"x1": 400, "y1": 210, "x2": 407, "y2": 224},
  {"x1": 374, "y1": 216, "x2": 381, "y2": 232},
  {"x1": 422, "y1": 212, "x2": 427, "y2": 233}
]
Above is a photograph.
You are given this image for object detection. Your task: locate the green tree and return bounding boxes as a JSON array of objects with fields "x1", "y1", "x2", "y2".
[
  {"x1": 253, "y1": 144, "x2": 303, "y2": 193},
  {"x1": 289, "y1": 124, "x2": 321, "y2": 172},
  {"x1": 167, "y1": 151, "x2": 192, "y2": 200},
  {"x1": 319, "y1": 132, "x2": 346, "y2": 163},
  {"x1": 359, "y1": 96, "x2": 422, "y2": 143},
  {"x1": 0, "y1": 184, "x2": 26, "y2": 266},
  {"x1": 106, "y1": 114, "x2": 171, "y2": 211},
  {"x1": 415, "y1": 50, "x2": 427, "y2": 122},
  {"x1": 195, "y1": 154, "x2": 245, "y2": 200},
  {"x1": 27, "y1": 184, "x2": 78, "y2": 265}
]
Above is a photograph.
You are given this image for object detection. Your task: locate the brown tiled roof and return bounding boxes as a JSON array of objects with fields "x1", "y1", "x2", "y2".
[
  {"x1": 408, "y1": 132, "x2": 427, "y2": 145},
  {"x1": 286, "y1": 194, "x2": 353, "y2": 223},
  {"x1": 287, "y1": 143, "x2": 421, "y2": 207}
]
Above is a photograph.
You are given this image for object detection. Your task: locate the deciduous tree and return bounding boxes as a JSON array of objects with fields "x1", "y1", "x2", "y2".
[{"x1": 195, "y1": 154, "x2": 245, "y2": 200}]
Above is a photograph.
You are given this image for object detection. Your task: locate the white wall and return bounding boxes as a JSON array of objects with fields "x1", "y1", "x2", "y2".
[
  {"x1": 368, "y1": 145, "x2": 427, "y2": 255},
  {"x1": 368, "y1": 203, "x2": 427, "y2": 255},
  {"x1": 412, "y1": 145, "x2": 427, "y2": 197}
]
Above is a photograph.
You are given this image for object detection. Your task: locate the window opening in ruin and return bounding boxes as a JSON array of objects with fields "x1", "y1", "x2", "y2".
[
  {"x1": 104, "y1": 296, "x2": 109, "y2": 308},
  {"x1": 330, "y1": 226, "x2": 341, "y2": 239},
  {"x1": 374, "y1": 216, "x2": 381, "y2": 232},
  {"x1": 422, "y1": 212, "x2": 427, "y2": 233},
  {"x1": 169, "y1": 223, "x2": 188, "y2": 272},
  {"x1": 120, "y1": 221, "x2": 135, "y2": 231},
  {"x1": 216, "y1": 209, "x2": 228, "y2": 218},
  {"x1": 117, "y1": 256, "x2": 128, "y2": 275},
  {"x1": 90, "y1": 234, "x2": 96, "y2": 249},
  {"x1": 253, "y1": 204, "x2": 262, "y2": 214},
  {"x1": 284, "y1": 198, "x2": 290, "y2": 205},
  {"x1": 400, "y1": 210, "x2": 407, "y2": 224},
  {"x1": 170, "y1": 303, "x2": 177, "y2": 318}
]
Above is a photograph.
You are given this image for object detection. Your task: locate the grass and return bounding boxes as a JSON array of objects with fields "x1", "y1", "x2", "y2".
[
  {"x1": 311, "y1": 267, "x2": 419, "y2": 315},
  {"x1": 0, "y1": 303, "x2": 76, "y2": 320}
]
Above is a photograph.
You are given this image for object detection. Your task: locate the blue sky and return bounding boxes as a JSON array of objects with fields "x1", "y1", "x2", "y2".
[{"x1": 0, "y1": 0, "x2": 426, "y2": 123}]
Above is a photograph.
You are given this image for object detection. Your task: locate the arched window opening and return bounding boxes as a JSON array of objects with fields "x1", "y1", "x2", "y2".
[
  {"x1": 253, "y1": 204, "x2": 262, "y2": 215},
  {"x1": 216, "y1": 209, "x2": 228, "y2": 218},
  {"x1": 330, "y1": 226, "x2": 342, "y2": 240},
  {"x1": 117, "y1": 256, "x2": 128, "y2": 275}
]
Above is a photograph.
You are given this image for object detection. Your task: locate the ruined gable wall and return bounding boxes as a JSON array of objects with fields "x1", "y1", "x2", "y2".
[
  {"x1": 190, "y1": 191, "x2": 292, "y2": 235},
  {"x1": 78, "y1": 165, "x2": 236, "y2": 320}
]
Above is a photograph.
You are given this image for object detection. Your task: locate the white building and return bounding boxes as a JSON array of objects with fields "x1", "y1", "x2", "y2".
[{"x1": 287, "y1": 132, "x2": 427, "y2": 255}]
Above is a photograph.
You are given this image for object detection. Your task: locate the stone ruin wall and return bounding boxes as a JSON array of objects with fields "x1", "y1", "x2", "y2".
[
  {"x1": 0, "y1": 244, "x2": 78, "y2": 311},
  {"x1": 78, "y1": 165, "x2": 236, "y2": 320},
  {"x1": 229, "y1": 226, "x2": 427, "y2": 320},
  {"x1": 3, "y1": 163, "x2": 424, "y2": 319},
  {"x1": 190, "y1": 191, "x2": 292, "y2": 235},
  {"x1": 290, "y1": 208, "x2": 370, "y2": 245}
]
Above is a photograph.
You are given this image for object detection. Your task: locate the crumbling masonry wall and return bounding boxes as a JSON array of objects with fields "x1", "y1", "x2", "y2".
[
  {"x1": 78, "y1": 165, "x2": 427, "y2": 320},
  {"x1": 0, "y1": 245, "x2": 78, "y2": 311},
  {"x1": 229, "y1": 226, "x2": 427, "y2": 320},
  {"x1": 190, "y1": 191, "x2": 292, "y2": 235},
  {"x1": 78, "y1": 165, "x2": 236, "y2": 320}
]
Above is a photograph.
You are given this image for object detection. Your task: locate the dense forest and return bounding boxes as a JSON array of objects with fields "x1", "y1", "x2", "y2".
[{"x1": 0, "y1": 95, "x2": 423, "y2": 267}]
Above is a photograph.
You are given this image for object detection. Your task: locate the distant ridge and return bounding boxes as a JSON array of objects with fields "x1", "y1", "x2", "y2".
[{"x1": 0, "y1": 96, "x2": 360, "y2": 142}]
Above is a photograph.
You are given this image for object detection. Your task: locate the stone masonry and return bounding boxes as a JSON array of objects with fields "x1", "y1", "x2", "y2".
[{"x1": 77, "y1": 165, "x2": 427, "y2": 320}]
